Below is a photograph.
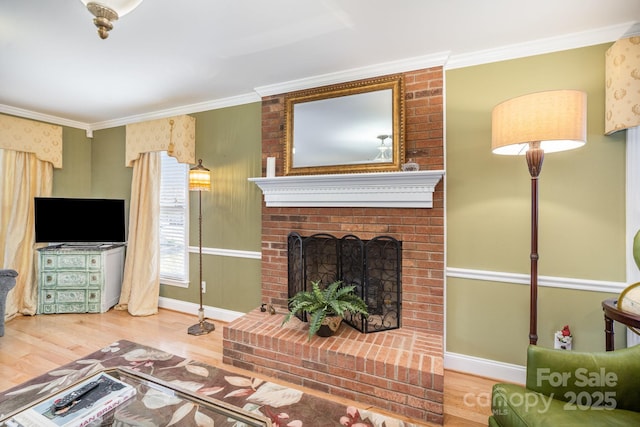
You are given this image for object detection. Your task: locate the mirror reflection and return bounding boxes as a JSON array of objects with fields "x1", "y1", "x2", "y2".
[{"x1": 285, "y1": 75, "x2": 404, "y2": 175}]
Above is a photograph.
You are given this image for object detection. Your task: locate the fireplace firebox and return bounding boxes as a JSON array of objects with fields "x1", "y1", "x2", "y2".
[{"x1": 287, "y1": 232, "x2": 401, "y2": 333}]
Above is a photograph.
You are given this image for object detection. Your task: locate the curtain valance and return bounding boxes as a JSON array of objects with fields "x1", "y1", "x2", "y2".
[
  {"x1": 0, "y1": 114, "x2": 63, "y2": 168},
  {"x1": 126, "y1": 115, "x2": 196, "y2": 166},
  {"x1": 605, "y1": 36, "x2": 640, "y2": 135}
]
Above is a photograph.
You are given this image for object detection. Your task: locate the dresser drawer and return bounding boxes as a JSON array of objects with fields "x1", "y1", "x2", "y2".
[
  {"x1": 40, "y1": 289, "x2": 88, "y2": 314},
  {"x1": 42, "y1": 272, "x2": 100, "y2": 288},
  {"x1": 55, "y1": 254, "x2": 89, "y2": 270}
]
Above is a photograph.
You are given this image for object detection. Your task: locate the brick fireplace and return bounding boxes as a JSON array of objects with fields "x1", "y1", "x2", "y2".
[{"x1": 223, "y1": 67, "x2": 445, "y2": 424}]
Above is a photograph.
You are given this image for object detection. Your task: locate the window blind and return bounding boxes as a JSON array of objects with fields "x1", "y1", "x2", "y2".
[{"x1": 159, "y1": 151, "x2": 189, "y2": 285}]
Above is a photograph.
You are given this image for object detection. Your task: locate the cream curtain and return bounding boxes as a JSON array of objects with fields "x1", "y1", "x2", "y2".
[
  {"x1": 0, "y1": 149, "x2": 53, "y2": 318},
  {"x1": 119, "y1": 116, "x2": 195, "y2": 316},
  {"x1": 116, "y1": 152, "x2": 161, "y2": 316}
]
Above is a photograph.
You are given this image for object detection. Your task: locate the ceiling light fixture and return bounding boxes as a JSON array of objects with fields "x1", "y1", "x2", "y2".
[
  {"x1": 373, "y1": 134, "x2": 392, "y2": 162},
  {"x1": 80, "y1": 0, "x2": 143, "y2": 39}
]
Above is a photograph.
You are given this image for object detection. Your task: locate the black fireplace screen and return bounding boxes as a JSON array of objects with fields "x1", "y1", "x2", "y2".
[{"x1": 287, "y1": 232, "x2": 401, "y2": 333}]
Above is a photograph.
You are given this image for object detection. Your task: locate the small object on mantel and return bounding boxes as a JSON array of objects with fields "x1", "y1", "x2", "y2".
[
  {"x1": 402, "y1": 158, "x2": 419, "y2": 171},
  {"x1": 266, "y1": 157, "x2": 276, "y2": 177}
]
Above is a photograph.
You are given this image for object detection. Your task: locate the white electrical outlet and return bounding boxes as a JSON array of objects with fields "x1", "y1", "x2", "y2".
[{"x1": 201, "y1": 281, "x2": 206, "y2": 293}]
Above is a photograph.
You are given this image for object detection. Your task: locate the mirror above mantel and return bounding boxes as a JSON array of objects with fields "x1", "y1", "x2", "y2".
[{"x1": 285, "y1": 74, "x2": 405, "y2": 175}]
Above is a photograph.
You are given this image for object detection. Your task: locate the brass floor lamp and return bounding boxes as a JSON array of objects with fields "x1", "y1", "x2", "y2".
[
  {"x1": 188, "y1": 159, "x2": 216, "y2": 336},
  {"x1": 491, "y1": 90, "x2": 587, "y2": 345}
]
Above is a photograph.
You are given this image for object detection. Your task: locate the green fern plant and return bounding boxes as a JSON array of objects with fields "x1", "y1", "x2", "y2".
[{"x1": 282, "y1": 280, "x2": 369, "y2": 340}]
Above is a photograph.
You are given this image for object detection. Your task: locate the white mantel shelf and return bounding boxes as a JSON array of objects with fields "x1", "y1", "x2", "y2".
[{"x1": 248, "y1": 170, "x2": 445, "y2": 208}]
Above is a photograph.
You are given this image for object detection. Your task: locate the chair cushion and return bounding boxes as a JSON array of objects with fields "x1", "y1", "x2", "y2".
[{"x1": 491, "y1": 383, "x2": 640, "y2": 427}]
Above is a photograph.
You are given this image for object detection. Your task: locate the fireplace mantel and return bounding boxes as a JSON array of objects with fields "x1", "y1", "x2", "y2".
[{"x1": 249, "y1": 170, "x2": 444, "y2": 208}]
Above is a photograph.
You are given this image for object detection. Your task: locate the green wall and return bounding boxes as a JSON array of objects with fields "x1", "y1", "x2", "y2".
[
  {"x1": 53, "y1": 102, "x2": 263, "y2": 314},
  {"x1": 161, "y1": 103, "x2": 263, "y2": 312},
  {"x1": 446, "y1": 44, "x2": 628, "y2": 365},
  {"x1": 52, "y1": 127, "x2": 92, "y2": 197}
]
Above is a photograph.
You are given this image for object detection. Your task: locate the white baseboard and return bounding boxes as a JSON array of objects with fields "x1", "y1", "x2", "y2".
[
  {"x1": 444, "y1": 351, "x2": 525, "y2": 385},
  {"x1": 158, "y1": 296, "x2": 245, "y2": 323},
  {"x1": 159, "y1": 296, "x2": 525, "y2": 384}
]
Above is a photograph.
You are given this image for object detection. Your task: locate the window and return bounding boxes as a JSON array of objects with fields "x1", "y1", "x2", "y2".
[{"x1": 159, "y1": 151, "x2": 189, "y2": 286}]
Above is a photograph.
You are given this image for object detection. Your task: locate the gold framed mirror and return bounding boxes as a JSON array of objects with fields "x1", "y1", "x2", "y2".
[{"x1": 284, "y1": 74, "x2": 405, "y2": 175}]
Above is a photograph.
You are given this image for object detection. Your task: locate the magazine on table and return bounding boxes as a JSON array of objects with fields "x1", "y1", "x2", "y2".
[{"x1": 6, "y1": 371, "x2": 136, "y2": 427}]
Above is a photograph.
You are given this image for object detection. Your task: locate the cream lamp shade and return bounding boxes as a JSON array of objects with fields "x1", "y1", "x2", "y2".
[
  {"x1": 492, "y1": 90, "x2": 587, "y2": 155},
  {"x1": 189, "y1": 159, "x2": 211, "y2": 192}
]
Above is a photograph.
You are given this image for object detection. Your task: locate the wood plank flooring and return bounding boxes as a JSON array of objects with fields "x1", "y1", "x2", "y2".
[{"x1": 0, "y1": 309, "x2": 497, "y2": 426}]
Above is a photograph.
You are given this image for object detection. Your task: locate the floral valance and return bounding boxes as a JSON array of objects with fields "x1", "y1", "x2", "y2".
[
  {"x1": 605, "y1": 36, "x2": 640, "y2": 135},
  {"x1": 126, "y1": 115, "x2": 196, "y2": 166},
  {"x1": 0, "y1": 114, "x2": 63, "y2": 168}
]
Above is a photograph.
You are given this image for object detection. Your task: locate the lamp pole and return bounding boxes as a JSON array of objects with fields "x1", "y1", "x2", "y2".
[
  {"x1": 188, "y1": 159, "x2": 215, "y2": 336},
  {"x1": 526, "y1": 142, "x2": 544, "y2": 345}
]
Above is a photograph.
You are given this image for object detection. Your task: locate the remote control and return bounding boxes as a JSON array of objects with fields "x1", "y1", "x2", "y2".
[{"x1": 52, "y1": 380, "x2": 100, "y2": 411}]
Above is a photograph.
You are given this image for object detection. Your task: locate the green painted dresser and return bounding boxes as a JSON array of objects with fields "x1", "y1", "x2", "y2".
[{"x1": 37, "y1": 244, "x2": 125, "y2": 314}]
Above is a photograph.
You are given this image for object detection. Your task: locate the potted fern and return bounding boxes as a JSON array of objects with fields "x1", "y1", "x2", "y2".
[{"x1": 282, "y1": 280, "x2": 369, "y2": 340}]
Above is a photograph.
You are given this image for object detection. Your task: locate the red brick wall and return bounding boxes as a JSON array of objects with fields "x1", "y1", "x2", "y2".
[{"x1": 259, "y1": 67, "x2": 444, "y2": 334}]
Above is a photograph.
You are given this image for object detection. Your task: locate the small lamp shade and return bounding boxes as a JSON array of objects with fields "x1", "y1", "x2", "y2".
[
  {"x1": 189, "y1": 159, "x2": 211, "y2": 192},
  {"x1": 492, "y1": 90, "x2": 587, "y2": 155}
]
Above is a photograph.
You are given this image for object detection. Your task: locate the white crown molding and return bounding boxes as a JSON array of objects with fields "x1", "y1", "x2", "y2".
[
  {"x1": 0, "y1": 104, "x2": 89, "y2": 132},
  {"x1": 0, "y1": 92, "x2": 261, "y2": 135},
  {"x1": 254, "y1": 52, "x2": 451, "y2": 97},
  {"x1": 88, "y1": 92, "x2": 261, "y2": 132},
  {"x1": 249, "y1": 170, "x2": 444, "y2": 208},
  {"x1": 446, "y1": 22, "x2": 636, "y2": 70},
  {"x1": 447, "y1": 267, "x2": 626, "y2": 293}
]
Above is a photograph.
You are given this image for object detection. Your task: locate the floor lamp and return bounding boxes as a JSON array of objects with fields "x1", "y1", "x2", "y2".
[
  {"x1": 491, "y1": 90, "x2": 587, "y2": 345},
  {"x1": 188, "y1": 159, "x2": 216, "y2": 336}
]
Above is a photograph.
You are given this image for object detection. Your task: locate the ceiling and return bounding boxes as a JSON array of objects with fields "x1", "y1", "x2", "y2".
[{"x1": 0, "y1": 0, "x2": 638, "y2": 131}]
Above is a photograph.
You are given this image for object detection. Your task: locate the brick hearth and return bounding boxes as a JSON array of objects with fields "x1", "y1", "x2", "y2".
[
  {"x1": 223, "y1": 66, "x2": 445, "y2": 424},
  {"x1": 223, "y1": 308, "x2": 443, "y2": 423}
]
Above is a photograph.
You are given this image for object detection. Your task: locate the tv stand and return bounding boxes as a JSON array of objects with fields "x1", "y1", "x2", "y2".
[{"x1": 37, "y1": 244, "x2": 125, "y2": 314}]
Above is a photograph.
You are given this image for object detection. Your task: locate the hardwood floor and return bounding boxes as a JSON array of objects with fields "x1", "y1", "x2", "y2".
[{"x1": 0, "y1": 309, "x2": 496, "y2": 426}]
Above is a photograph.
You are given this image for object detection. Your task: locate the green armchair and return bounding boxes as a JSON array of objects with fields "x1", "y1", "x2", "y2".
[{"x1": 489, "y1": 344, "x2": 640, "y2": 426}]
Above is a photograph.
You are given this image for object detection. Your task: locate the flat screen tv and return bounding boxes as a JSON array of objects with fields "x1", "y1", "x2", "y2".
[{"x1": 34, "y1": 197, "x2": 126, "y2": 244}]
